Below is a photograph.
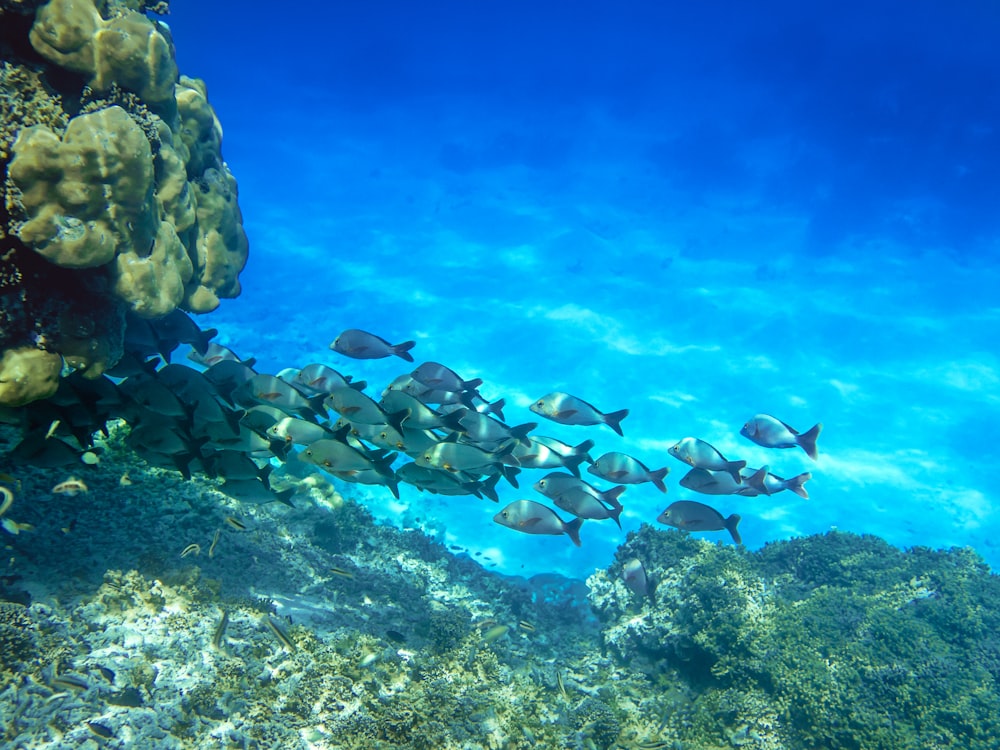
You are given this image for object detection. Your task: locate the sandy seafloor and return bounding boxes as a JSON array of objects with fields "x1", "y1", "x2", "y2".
[{"x1": 162, "y1": 1, "x2": 1000, "y2": 579}]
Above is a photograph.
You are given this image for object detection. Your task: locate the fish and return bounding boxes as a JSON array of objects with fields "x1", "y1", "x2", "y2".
[
  {"x1": 325, "y1": 387, "x2": 407, "y2": 431},
  {"x1": 330, "y1": 566, "x2": 355, "y2": 579},
  {"x1": 208, "y1": 529, "x2": 221, "y2": 558},
  {"x1": 622, "y1": 558, "x2": 649, "y2": 599},
  {"x1": 442, "y1": 408, "x2": 536, "y2": 448},
  {"x1": 0, "y1": 485, "x2": 13, "y2": 517},
  {"x1": 396, "y1": 462, "x2": 501, "y2": 501},
  {"x1": 553, "y1": 487, "x2": 623, "y2": 528},
  {"x1": 741, "y1": 414, "x2": 822, "y2": 460},
  {"x1": 233, "y1": 374, "x2": 326, "y2": 420},
  {"x1": 330, "y1": 329, "x2": 416, "y2": 361},
  {"x1": 203, "y1": 450, "x2": 273, "y2": 485},
  {"x1": 417, "y1": 438, "x2": 514, "y2": 473},
  {"x1": 301, "y1": 439, "x2": 396, "y2": 475},
  {"x1": 266, "y1": 416, "x2": 332, "y2": 446},
  {"x1": 294, "y1": 363, "x2": 365, "y2": 394},
  {"x1": 44, "y1": 419, "x2": 61, "y2": 439},
  {"x1": 150, "y1": 309, "x2": 218, "y2": 356},
  {"x1": 481, "y1": 624, "x2": 509, "y2": 644},
  {"x1": 187, "y1": 341, "x2": 246, "y2": 367},
  {"x1": 224, "y1": 516, "x2": 246, "y2": 530},
  {"x1": 656, "y1": 500, "x2": 742, "y2": 544},
  {"x1": 212, "y1": 610, "x2": 230, "y2": 651},
  {"x1": 518, "y1": 620, "x2": 535, "y2": 633},
  {"x1": 50, "y1": 673, "x2": 90, "y2": 692},
  {"x1": 678, "y1": 467, "x2": 756, "y2": 496},
  {"x1": 668, "y1": 437, "x2": 746, "y2": 483},
  {"x1": 385, "y1": 629, "x2": 407, "y2": 644},
  {"x1": 1, "y1": 518, "x2": 34, "y2": 535},
  {"x1": 52, "y1": 477, "x2": 89, "y2": 496},
  {"x1": 10, "y1": 432, "x2": 83, "y2": 467},
  {"x1": 264, "y1": 615, "x2": 297, "y2": 651},
  {"x1": 410, "y1": 361, "x2": 483, "y2": 392},
  {"x1": 86, "y1": 722, "x2": 115, "y2": 739},
  {"x1": 331, "y1": 464, "x2": 401, "y2": 499},
  {"x1": 529, "y1": 392, "x2": 629, "y2": 436},
  {"x1": 493, "y1": 500, "x2": 584, "y2": 546},
  {"x1": 379, "y1": 389, "x2": 451, "y2": 430},
  {"x1": 180, "y1": 543, "x2": 201, "y2": 558},
  {"x1": 533, "y1": 472, "x2": 626, "y2": 509},
  {"x1": 220, "y1": 478, "x2": 296, "y2": 507},
  {"x1": 744, "y1": 467, "x2": 812, "y2": 499},
  {"x1": 96, "y1": 666, "x2": 115, "y2": 683},
  {"x1": 587, "y1": 452, "x2": 669, "y2": 492}
]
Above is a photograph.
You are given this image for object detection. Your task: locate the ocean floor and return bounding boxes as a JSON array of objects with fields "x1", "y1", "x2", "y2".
[{"x1": 3, "y1": 422, "x2": 1000, "y2": 749}]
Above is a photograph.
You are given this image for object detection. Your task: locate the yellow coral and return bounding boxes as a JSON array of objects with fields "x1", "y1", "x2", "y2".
[
  {"x1": 9, "y1": 105, "x2": 156, "y2": 268},
  {"x1": 30, "y1": 0, "x2": 178, "y2": 107},
  {"x1": 113, "y1": 220, "x2": 193, "y2": 318},
  {"x1": 0, "y1": 346, "x2": 62, "y2": 407}
]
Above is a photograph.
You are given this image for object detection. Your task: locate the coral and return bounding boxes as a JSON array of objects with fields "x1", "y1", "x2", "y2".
[
  {"x1": 0, "y1": 600, "x2": 37, "y2": 675},
  {"x1": 9, "y1": 105, "x2": 157, "y2": 269},
  {"x1": 0, "y1": 0, "x2": 247, "y2": 406},
  {"x1": 29, "y1": 0, "x2": 178, "y2": 109},
  {"x1": 589, "y1": 526, "x2": 1000, "y2": 748},
  {"x1": 0, "y1": 346, "x2": 62, "y2": 405},
  {"x1": 572, "y1": 696, "x2": 621, "y2": 750}
]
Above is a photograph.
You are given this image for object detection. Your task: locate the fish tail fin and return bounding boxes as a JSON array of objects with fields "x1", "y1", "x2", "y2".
[
  {"x1": 747, "y1": 465, "x2": 770, "y2": 495},
  {"x1": 258, "y1": 463, "x2": 274, "y2": 489},
  {"x1": 373, "y1": 452, "x2": 399, "y2": 476},
  {"x1": 564, "y1": 516, "x2": 584, "y2": 547},
  {"x1": 601, "y1": 484, "x2": 627, "y2": 507},
  {"x1": 194, "y1": 328, "x2": 218, "y2": 356},
  {"x1": 477, "y1": 474, "x2": 502, "y2": 502},
  {"x1": 509, "y1": 422, "x2": 536, "y2": 446},
  {"x1": 727, "y1": 460, "x2": 747, "y2": 484},
  {"x1": 461, "y1": 378, "x2": 484, "y2": 391},
  {"x1": 609, "y1": 503, "x2": 623, "y2": 529},
  {"x1": 392, "y1": 341, "x2": 416, "y2": 362},
  {"x1": 562, "y1": 453, "x2": 588, "y2": 478},
  {"x1": 500, "y1": 464, "x2": 520, "y2": 488},
  {"x1": 573, "y1": 439, "x2": 596, "y2": 461},
  {"x1": 788, "y1": 472, "x2": 812, "y2": 499},
  {"x1": 650, "y1": 467, "x2": 670, "y2": 493},
  {"x1": 386, "y1": 409, "x2": 409, "y2": 434},
  {"x1": 603, "y1": 409, "x2": 629, "y2": 436},
  {"x1": 724, "y1": 514, "x2": 742, "y2": 545},
  {"x1": 385, "y1": 476, "x2": 401, "y2": 499},
  {"x1": 484, "y1": 397, "x2": 506, "y2": 421},
  {"x1": 275, "y1": 488, "x2": 296, "y2": 507},
  {"x1": 307, "y1": 394, "x2": 328, "y2": 419},
  {"x1": 798, "y1": 423, "x2": 822, "y2": 460}
]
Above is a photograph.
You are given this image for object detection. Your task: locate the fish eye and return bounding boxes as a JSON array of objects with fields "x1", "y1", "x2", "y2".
[{"x1": 501, "y1": 511, "x2": 508, "y2": 518}]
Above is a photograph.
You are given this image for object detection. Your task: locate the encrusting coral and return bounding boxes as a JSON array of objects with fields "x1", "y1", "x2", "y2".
[{"x1": 0, "y1": 0, "x2": 247, "y2": 406}]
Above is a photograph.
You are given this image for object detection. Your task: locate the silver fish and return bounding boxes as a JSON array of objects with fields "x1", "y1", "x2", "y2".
[
  {"x1": 301, "y1": 438, "x2": 394, "y2": 474},
  {"x1": 294, "y1": 363, "x2": 365, "y2": 394},
  {"x1": 622, "y1": 558, "x2": 649, "y2": 599},
  {"x1": 417, "y1": 440, "x2": 517, "y2": 477},
  {"x1": 678, "y1": 467, "x2": 757, "y2": 496},
  {"x1": 410, "y1": 361, "x2": 482, "y2": 391},
  {"x1": 529, "y1": 392, "x2": 628, "y2": 436},
  {"x1": 668, "y1": 437, "x2": 746, "y2": 483},
  {"x1": 443, "y1": 408, "x2": 535, "y2": 448},
  {"x1": 221, "y1": 478, "x2": 295, "y2": 507},
  {"x1": 533, "y1": 472, "x2": 626, "y2": 509},
  {"x1": 267, "y1": 416, "x2": 331, "y2": 446},
  {"x1": 379, "y1": 390, "x2": 450, "y2": 430},
  {"x1": 657, "y1": 500, "x2": 741, "y2": 544},
  {"x1": 512, "y1": 437, "x2": 594, "y2": 477},
  {"x1": 553, "y1": 487, "x2": 623, "y2": 528},
  {"x1": 396, "y1": 463, "x2": 500, "y2": 501},
  {"x1": 587, "y1": 452, "x2": 669, "y2": 493},
  {"x1": 740, "y1": 414, "x2": 822, "y2": 460},
  {"x1": 493, "y1": 500, "x2": 583, "y2": 546},
  {"x1": 325, "y1": 387, "x2": 407, "y2": 431},
  {"x1": 743, "y1": 466, "x2": 812, "y2": 499},
  {"x1": 330, "y1": 329, "x2": 415, "y2": 362}
]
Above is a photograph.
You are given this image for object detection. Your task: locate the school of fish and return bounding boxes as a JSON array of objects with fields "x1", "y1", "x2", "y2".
[{"x1": 2, "y1": 317, "x2": 822, "y2": 574}]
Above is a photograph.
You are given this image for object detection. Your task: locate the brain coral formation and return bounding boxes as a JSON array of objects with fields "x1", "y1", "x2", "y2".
[{"x1": 0, "y1": 0, "x2": 247, "y2": 405}]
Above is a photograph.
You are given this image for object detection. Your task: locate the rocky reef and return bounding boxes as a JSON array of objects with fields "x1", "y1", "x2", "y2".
[
  {"x1": 0, "y1": 0, "x2": 247, "y2": 405},
  {"x1": 588, "y1": 525, "x2": 1000, "y2": 748},
  {"x1": 2, "y1": 424, "x2": 1000, "y2": 748}
]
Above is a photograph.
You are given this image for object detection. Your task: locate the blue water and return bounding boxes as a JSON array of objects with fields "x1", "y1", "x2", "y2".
[{"x1": 167, "y1": 1, "x2": 1000, "y2": 579}]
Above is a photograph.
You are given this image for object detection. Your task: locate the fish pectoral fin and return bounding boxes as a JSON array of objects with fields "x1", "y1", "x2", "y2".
[{"x1": 519, "y1": 518, "x2": 543, "y2": 529}]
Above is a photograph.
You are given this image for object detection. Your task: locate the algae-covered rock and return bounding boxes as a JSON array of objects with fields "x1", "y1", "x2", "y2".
[
  {"x1": 0, "y1": 346, "x2": 62, "y2": 405},
  {"x1": 589, "y1": 526, "x2": 1000, "y2": 749}
]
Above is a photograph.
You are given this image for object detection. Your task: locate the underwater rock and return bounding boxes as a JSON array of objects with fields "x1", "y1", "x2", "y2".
[{"x1": 0, "y1": 0, "x2": 247, "y2": 406}]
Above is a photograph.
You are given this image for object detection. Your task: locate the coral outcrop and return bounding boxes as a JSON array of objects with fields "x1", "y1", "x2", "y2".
[
  {"x1": 0, "y1": 0, "x2": 247, "y2": 405},
  {"x1": 588, "y1": 525, "x2": 1000, "y2": 748}
]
